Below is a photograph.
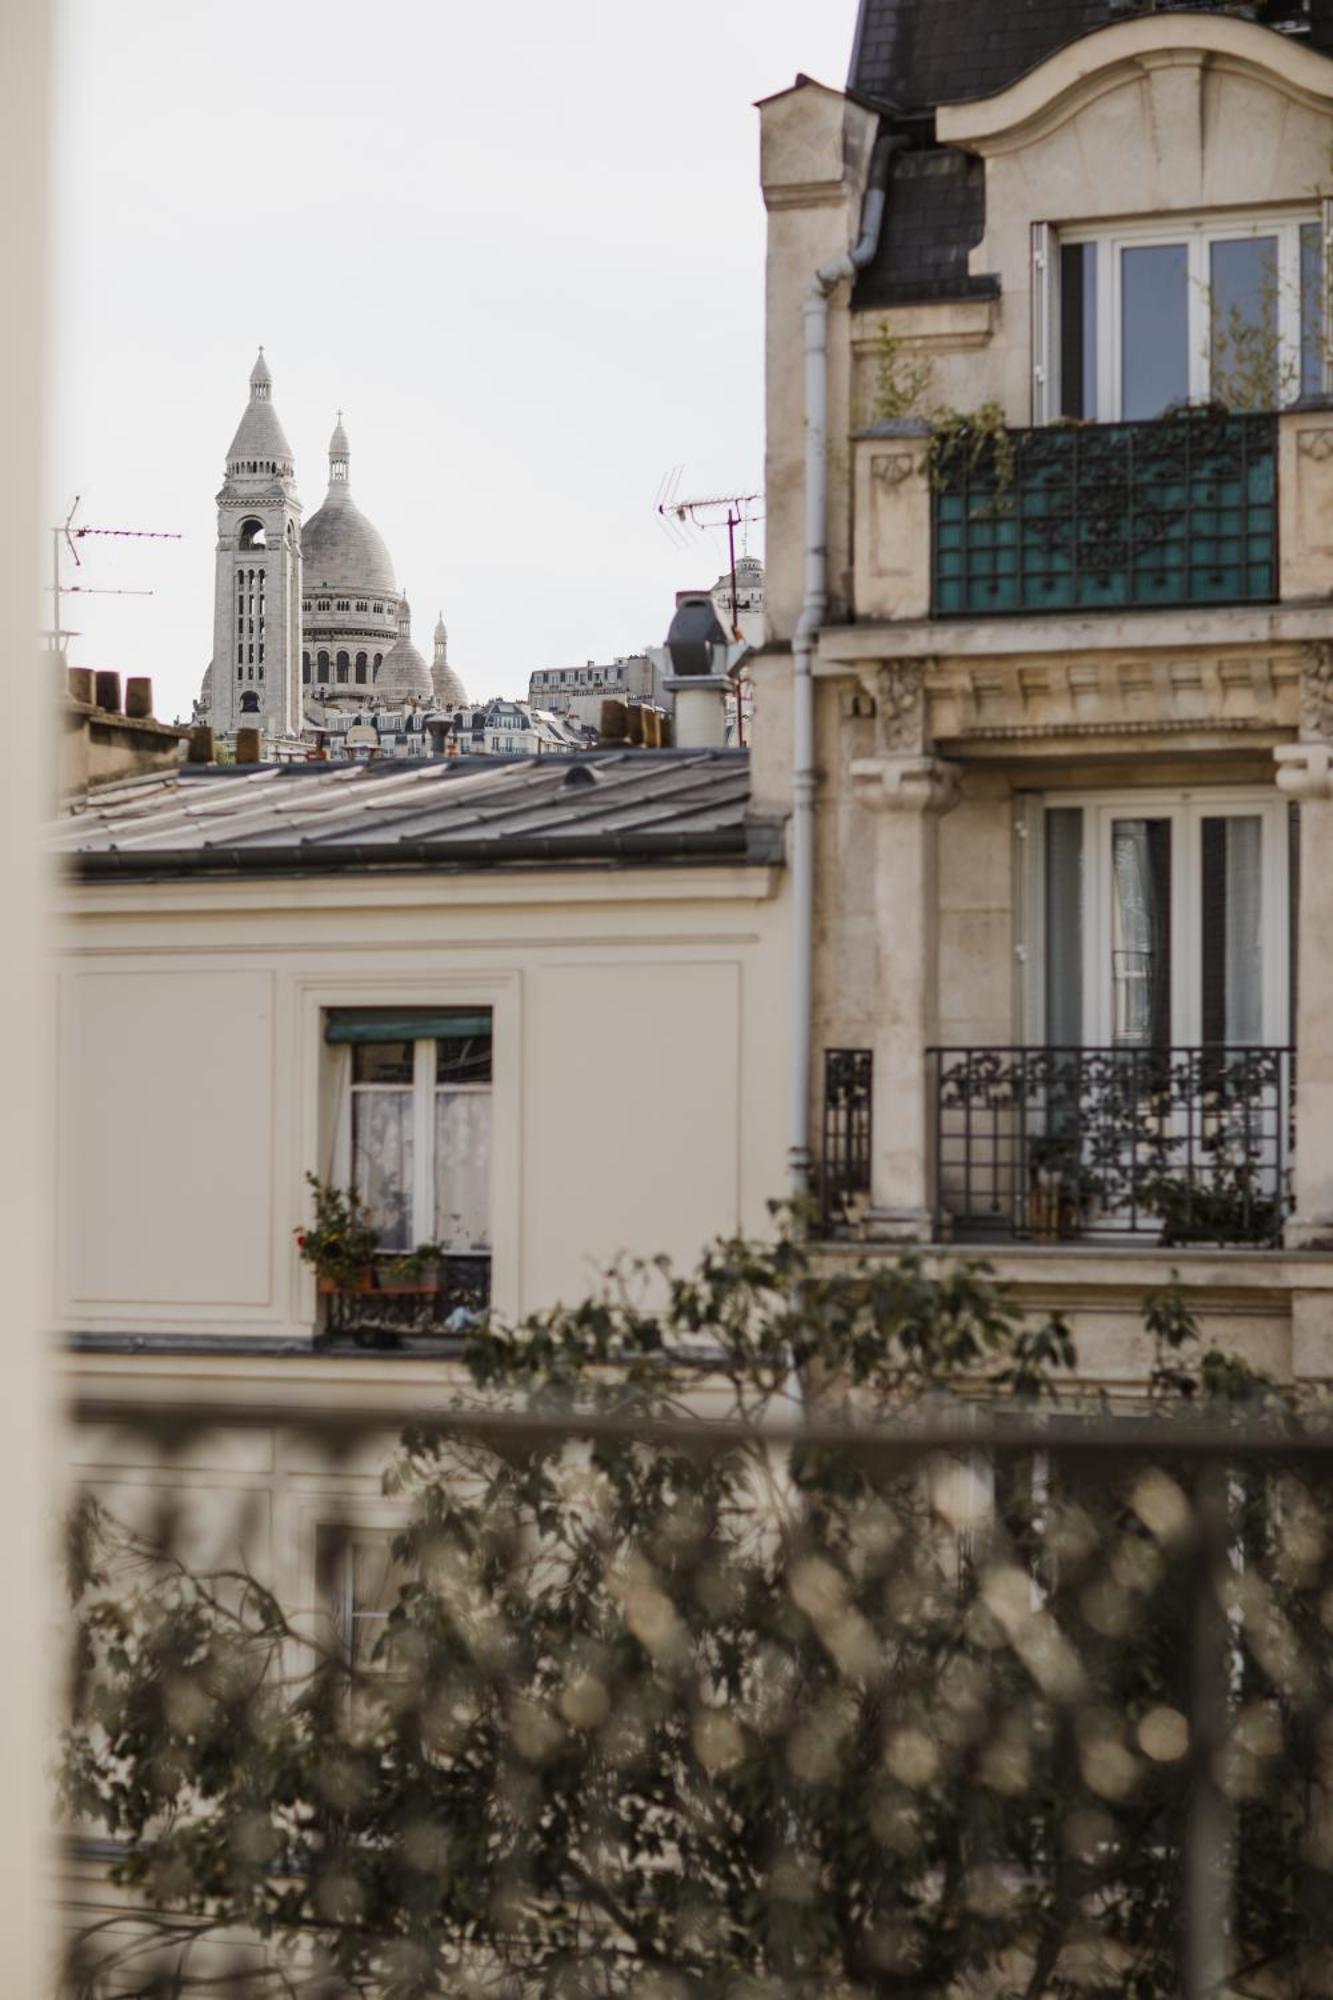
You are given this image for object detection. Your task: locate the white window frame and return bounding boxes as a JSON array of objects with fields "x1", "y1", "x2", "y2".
[
  {"x1": 1052, "y1": 209, "x2": 1320, "y2": 422},
  {"x1": 342, "y1": 1026, "x2": 492, "y2": 1255},
  {"x1": 1021, "y1": 786, "x2": 1290, "y2": 1049}
]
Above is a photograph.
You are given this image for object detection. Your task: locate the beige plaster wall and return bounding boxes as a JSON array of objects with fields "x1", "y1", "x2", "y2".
[
  {"x1": 760, "y1": 80, "x2": 878, "y2": 643},
  {"x1": 56, "y1": 866, "x2": 789, "y2": 1338}
]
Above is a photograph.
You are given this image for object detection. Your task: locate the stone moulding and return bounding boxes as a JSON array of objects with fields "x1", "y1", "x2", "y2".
[
  {"x1": 849, "y1": 755, "x2": 961, "y2": 816},
  {"x1": 919, "y1": 650, "x2": 1302, "y2": 744}
]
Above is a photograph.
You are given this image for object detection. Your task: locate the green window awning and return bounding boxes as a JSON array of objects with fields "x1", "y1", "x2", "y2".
[{"x1": 325, "y1": 1008, "x2": 493, "y2": 1046}]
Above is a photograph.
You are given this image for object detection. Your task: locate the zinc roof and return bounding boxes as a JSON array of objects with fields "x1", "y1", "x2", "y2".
[{"x1": 59, "y1": 749, "x2": 771, "y2": 881}]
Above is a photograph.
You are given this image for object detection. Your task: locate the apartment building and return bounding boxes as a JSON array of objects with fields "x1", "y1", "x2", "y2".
[{"x1": 757, "y1": 0, "x2": 1333, "y2": 1383}]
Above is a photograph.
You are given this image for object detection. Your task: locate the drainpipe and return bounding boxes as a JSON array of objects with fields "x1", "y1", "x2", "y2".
[{"x1": 789, "y1": 130, "x2": 897, "y2": 1205}]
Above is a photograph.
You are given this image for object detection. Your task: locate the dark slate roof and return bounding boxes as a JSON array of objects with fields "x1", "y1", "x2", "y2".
[
  {"x1": 58, "y1": 750, "x2": 773, "y2": 880},
  {"x1": 853, "y1": 146, "x2": 997, "y2": 309},
  {"x1": 847, "y1": 2, "x2": 1333, "y2": 309},
  {"x1": 849, "y1": 1, "x2": 1333, "y2": 113}
]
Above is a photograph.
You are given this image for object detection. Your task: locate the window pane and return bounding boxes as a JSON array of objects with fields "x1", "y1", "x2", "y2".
[
  {"x1": 436, "y1": 1032, "x2": 492, "y2": 1086},
  {"x1": 1201, "y1": 816, "x2": 1263, "y2": 1046},
  {"x1": 1121, "y1": 243, "x2": 1189, "y2": 419},
  {"x1": 1045, "y1": 808, "x2": 1084, "y2": 1044},
  {"x1": 434, "y1": 1091, "x2": 491, "y2": 1251},
  {"x1": 1301, "y1": 220, "x2": 1325, "y2": 400},
  {"x1": 1060, "y1": 244, "x2": 1098, "y2": 420},
  {"x1": 1210, "y1": 235, "x2": 1278, "y2": 412},
  {"x1": 352, "y1": 1040, "x2": 414, "y2": 1085},
  {"x1": 352, "y1": 1089, "x2": 413, "y2": 1249},
  {"x1": 1111, "y1": 819, "x2": 1172, "y2": 1047}
]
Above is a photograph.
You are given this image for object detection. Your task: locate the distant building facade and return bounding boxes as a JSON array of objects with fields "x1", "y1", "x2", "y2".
[{"x1": 528, "y1": 563, "x2": 764, "y2": 728}]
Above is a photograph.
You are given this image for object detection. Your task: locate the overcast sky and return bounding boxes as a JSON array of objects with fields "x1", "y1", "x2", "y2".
[{"x1": 52, "y1": 0, "x2": 857, "y2": 722}]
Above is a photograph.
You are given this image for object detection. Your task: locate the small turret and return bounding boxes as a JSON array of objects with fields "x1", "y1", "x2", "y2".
[{"x1": 329, "y1": 410, "x2": 350, "y2": 485}]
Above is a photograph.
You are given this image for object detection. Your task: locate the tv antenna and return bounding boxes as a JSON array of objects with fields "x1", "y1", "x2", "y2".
[
  {"x1": 653, "y1": 479, "x2": 764, "y2": 639},
  {"x1": 48, "y1": 496, "x2": 183, "y2": 657}
]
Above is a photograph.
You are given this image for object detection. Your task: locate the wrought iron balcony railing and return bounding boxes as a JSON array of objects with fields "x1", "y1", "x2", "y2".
[
  {"x1": 930, "y1": 1045, "x2": 1294, "y2": 1247},
  {"x1": 319, "y1": 1254, "x2": 490, "y2": 1348},
  {"x1": 821, "y1": 1047, "x2": 873, "y2": 1234},
  {"x1": 932, "y1": 411, "x2": 1277, "y2": 617}
]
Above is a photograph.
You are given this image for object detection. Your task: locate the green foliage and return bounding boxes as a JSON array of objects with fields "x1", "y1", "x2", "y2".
[
  {"x1": 63, "y1": 1223, "x2": 1331, "y2": 1999},
  {"x1": 928, "y1": 400, "x2": 1017, "y2": 496},
  {"x1": 868, "y1": 323, "x2": 934, "y2": 425},
  {"x1": 293, "y1": 1174, "x2": 381, "y2": 1285}
]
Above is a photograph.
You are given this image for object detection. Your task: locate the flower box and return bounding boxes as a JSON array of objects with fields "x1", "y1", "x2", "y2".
[
  {"x1": 317, "y1": 1266, "x2": 377, "y2": 1297},
  {"x1": 374, "y1": 1265, "x2": 443, "y2": 1297}
]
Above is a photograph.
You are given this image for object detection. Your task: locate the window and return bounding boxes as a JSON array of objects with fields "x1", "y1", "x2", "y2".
[
  {"x1": 238, "y1": 518, "x2": 266, "y2": 551},
  {"x1": 327, "y1": 1009, "x2": 493, "y2": 1263},
  {"x1": 1031, "y1": 790, "x2": 1290, "y2": 1047},
  {"x1": 239, "y1": 690, "x2": 260, "y2": 714},
  {"x1": 1051, "y1": 212, "x2": 1326, "y2": 421},
  {"x1": 316, "y1": 1524, "x2": 409, "y2": 1688},
  {"x1": 336, "y1": 651, "x2": 350, "y2": 684}
]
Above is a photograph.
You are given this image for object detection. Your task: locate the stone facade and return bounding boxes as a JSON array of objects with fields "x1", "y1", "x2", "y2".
[{"x1": 759, "y1": 8, "x2": 1333, "y2": 1383}]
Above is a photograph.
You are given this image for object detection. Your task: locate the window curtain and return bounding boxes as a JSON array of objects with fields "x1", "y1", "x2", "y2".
[{"x1": 1112, "y1": 819, "x2": 1171, "y2": 1047}]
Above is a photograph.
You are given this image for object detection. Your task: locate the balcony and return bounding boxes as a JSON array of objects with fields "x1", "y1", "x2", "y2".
[
  {"x1": 931, "y1": 412, "x2": 1277, "y2": 618},
  {"x1": 929, "y1": 1045, "x2": 1294, "y2": 1248}
]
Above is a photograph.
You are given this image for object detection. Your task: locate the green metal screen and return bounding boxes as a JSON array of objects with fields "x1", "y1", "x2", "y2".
[{"x1": 932, "y1": 412, "x2": 1277, "y2": 617}]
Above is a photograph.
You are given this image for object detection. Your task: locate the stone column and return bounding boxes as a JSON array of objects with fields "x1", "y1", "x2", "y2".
[
  {"x1": 1276, "y1": 647, "x2": 1333, "y2": 1249},
  {"x1": 850, "y1": 661, "x2": 960, "y2": 1241}
]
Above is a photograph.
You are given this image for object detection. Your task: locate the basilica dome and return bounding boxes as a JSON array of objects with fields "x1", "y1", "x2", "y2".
[
  {"x1": 300, "y1": 418, "x2": 397, "y2": 598},
  {"x1": 377, "y1": 598, "x2": 433, "y2": 703}
]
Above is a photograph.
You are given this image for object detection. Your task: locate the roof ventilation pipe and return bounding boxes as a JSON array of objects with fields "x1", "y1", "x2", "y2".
[{"x1": 789, "y1": 128, "x2": 899, "y2": 1205}]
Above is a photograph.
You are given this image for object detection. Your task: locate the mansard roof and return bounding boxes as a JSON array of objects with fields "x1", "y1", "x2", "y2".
[
  {"x1": 57, "y1": 751, "x2": 767, "y2": 879},
  {"x1": 848, "y1": 0, "x2": 1333, "y2": 114}
]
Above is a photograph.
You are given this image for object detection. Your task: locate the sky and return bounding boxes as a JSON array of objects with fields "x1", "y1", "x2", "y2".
[{"x1": 51, "y1": 0, "x2": 857, "y2": 723}]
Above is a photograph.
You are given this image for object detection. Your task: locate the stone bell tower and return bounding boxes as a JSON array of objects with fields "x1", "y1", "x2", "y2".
[{"x1": 209, "y1": 350, "x2": 303, "y2": 741}]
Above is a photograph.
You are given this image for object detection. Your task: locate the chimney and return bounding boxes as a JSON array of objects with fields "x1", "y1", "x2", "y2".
[
  {"x1": 125, "y1": 677, "x2": 153, "y2": 720},
  {"x1": 652, "y1": 593, "x2": 743, "y2": 750},
  {"x1": 235, "y1": 727, "x2": 263, "y2": 765},
  {"x1": 66, "y1": 667, "x2": 93, "y2": 707},
  {"x1": 187, "y1": 726, "x2": 215, "y2": 764},
  {"x1": 94, "y1": 671, "x2": 122, "y2": 715}
]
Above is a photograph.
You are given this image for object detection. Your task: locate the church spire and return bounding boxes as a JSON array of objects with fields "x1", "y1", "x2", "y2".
[
  {"x1": 328, "y1": 410, "x2": 350, "y2": 486},
  {"x1": 249, "y1": 347, "x2": 272, "y2": 400}
]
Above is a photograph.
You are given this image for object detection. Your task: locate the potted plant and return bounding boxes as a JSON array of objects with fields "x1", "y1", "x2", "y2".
[
  {"x1": 1026, "y1": 1134, "x2": 1091, "y2": 1243},
  {"x1": 375, "y1": 1242, "x2": 448, "y2": 1296},
  {"x1": 294, "y1": 1174, "x2": 381, "y2": 1294}
]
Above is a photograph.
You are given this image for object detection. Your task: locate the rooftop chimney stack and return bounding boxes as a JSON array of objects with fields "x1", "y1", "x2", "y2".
[{"x1": 650, "y1": 594, "x2": 747, "y2": 750}]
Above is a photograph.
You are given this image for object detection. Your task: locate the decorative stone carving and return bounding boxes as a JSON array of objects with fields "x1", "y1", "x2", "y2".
[
  {"x1": 870, "y1": 452, "x2": 920, "y2": 492},
  {"x1": 1275, "y1": 740, "x2": 1333, "y2": 801},
  {"x1": 849, "y1": 754, "x2": 961, "y2": 816},
  {"x1": 1299, "y1": 643, "x2": 1333, "y2": 743},
  {"x1": 1298, "y1": 430, "x2": 1333, "y2": 464},
  {"x1": 873, "y1": 661, "x2": 927, "y2": 755}
]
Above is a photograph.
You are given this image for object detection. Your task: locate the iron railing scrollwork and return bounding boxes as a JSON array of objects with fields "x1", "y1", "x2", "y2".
[
  {"x1": 932, "y1": 411, "x2": 1278, "y2": 617},
  {"x1": 929, "y1": 1044, "x2": 1294, "y2": 1246},
  {"x1": 822, "y1": 1048, "x2": 873, "y2": 1234},
  {"x1": 320, "y1": 1255, "x2": 491, "y2": 1347}
]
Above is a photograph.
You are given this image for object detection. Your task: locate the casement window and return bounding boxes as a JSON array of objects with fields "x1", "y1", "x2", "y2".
[
  {"x1": 1043, "y1": 211, "x2": 1329, "y2": 422},
  {"x1": 1022, "y1": 790, "x2": 1291, "y2": 1048},
  {"x1": 316, "y1": 1524, "x2": 407, "y2": 1674},
  {"x1": 325, "y1": 1008, "x2": 492, "y2": 1260}
]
